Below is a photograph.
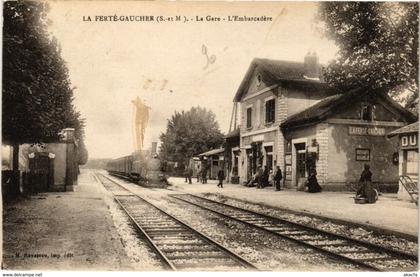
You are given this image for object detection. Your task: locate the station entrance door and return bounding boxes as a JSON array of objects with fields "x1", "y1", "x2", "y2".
[
  {"x1": 29, "y1": 152, "x2": 54, "y2": 192},
  {"x1": 295, "y1": 143, "x2": 306, "y2": 187}
]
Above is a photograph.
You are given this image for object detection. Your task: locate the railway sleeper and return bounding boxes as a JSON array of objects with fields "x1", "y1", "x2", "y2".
[
  {"x1": 140, "y1": 219, "x2": 182, "y2": 224},
  {"x1": 355, "y1": 256, "x2": 395, "y2": 262},
  {"x1": 297, "y1": 236, "x2": 328, "y2": 241},
  {"x1": 279, "y1": 231, "x2": 310, "y2": 236},
  {"x1": 137, "y1": 216, "x2": 170, "y2": 221},
  {"x1": 312, "y1": 242, "x2": 350, "y2": 247},
  {"x1": 258, "y1": 223, "x2": 286, "y2": 227},
  {"x1": 161, "y1": 246, "x2": 218, "y2": 253},
  {"x1": 231, "y1": 215, "x2": 257, "y2": 220},
  {"x1": 154, "y1": 240, "x2": 204, "y2": 245},
  {"x1": 172, "y1": 261, "x2": 242, "y2": 270},
  {"x1": 165, "y1": 252, "x2": 227, "y2": 260},
  {"x1": 171, "y1": 257, "x2": 240, "y2": 266},
  {"x1": 155, "y1": 241, "x2": 206, "y2": 247},
  {"x1": 143, "y1": 225, "x2": 181, "y2": 230},
  {"x1": 150, "y1": 237, "x2": 199, "y2": 242},
  {"x1": 334, "y1": 249, "x2": 372, "y2": 254},
  {"x1": 143, "y1": 228, "x2": 186, "y2": 233},
  {"x1": 148, "y1": 235, "x2": 197, "y2": 240},
  {"x1": 273, "y1": 228, "x2": 301, "y2": 233}
]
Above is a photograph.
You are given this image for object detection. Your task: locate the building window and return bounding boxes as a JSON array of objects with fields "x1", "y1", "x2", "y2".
[
  {"x1": 265, "y1": 99, "x2": 275, "y2": 123},
  {"x1": 406, "y1": 150, "x2": 418, "y2": 175},
  {"x1": 361, "y1": 104, "x2": 374, "y2": 121},
  {"x1": 246, "y1": 107, "x2": 252, "y2": 128},
  {"x1": 256, "y1": 74, "x2": 262, "y2": 87},
  {"x1": 265, "y1": 146, "x2": 273, "y2": 171}
]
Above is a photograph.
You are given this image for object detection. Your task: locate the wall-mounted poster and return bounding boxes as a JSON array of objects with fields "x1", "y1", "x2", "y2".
[
  {"x1": 285, "y1": 165, "x2": 292, "y2": 180},
  {"x1": 356, "y1": 148, "x2": 370, "y2": 161},
  {"x1": 285, "y1": 154, "x2": 292, "y2": 165}
]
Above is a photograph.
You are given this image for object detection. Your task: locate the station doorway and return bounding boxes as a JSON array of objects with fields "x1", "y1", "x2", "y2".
[
  {"x1": 295, "y1": 143, "x2": 306, "y2": 186},
  {"x1": 28, "y1": 152, "x2": 54, "y2": 192}
]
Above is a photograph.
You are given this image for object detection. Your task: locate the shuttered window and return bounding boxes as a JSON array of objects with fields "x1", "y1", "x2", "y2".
[
  {"x1": 246, "y1": 107, "x2": 252, "y2": 128},
  {"x1": 265, "y1": 99, "x2": 275, "y2": 123},
  {"x1": 361, "y1": 103, "x2": 373, "y2": 121}
]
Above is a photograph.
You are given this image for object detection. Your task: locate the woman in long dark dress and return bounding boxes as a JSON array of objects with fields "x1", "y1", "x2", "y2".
[
  {"x1": 307, "y1": 166, "x2": 322, "y2": 193},
  {"x1": 356, "y1": 164, "x2": 377, "y2": 203}
]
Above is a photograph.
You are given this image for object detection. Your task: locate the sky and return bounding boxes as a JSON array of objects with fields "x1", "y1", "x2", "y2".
[{"x1": 47, "y1": 1, "x2": 338, "y2": 159}]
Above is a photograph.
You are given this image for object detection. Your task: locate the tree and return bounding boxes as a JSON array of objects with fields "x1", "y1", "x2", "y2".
[
  {"x1": 3, "y1": 1, "x2": 86, "y2": 192},
  {"x1": 159, "y1": 107, "x2": 224, "y2": 165},
  {"x1": 317, "y1": 2, "x2": 419, "y2": 114},
  {"x1": 77, "y1": 138, "x2": 89, "y2": 165}
]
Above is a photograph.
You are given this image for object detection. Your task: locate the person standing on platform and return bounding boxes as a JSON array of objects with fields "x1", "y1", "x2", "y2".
[
  {"x1": 197, "y1": 165, "x2": 201, "y2": 183},
  {"x1": 262, "y1": 166, "x2": 269, "y2": 188},
  {"x1": 184, "y1": 167, "x2": 188, "y2": 183},
  {"x1": 187, "y1": 167, "x2": 193, "y2": 184},
  {"x1": 256, "y1": 166, "x2": 263, "y2": 189},
  {"x1": 274, "y1": 166, "x2": 283, "y2": 191},
  {"x1": 217, "y1": 168, "x2": 225, "y2": 188},
  {"x1": 306, "y1": 166, "x2": 322, "y2": 193},
  {"x1": 201, "y1": 165, "x2": 208, "y2": 184}
]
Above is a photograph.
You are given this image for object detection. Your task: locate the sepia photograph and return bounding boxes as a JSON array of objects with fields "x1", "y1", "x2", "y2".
[{"x1": 2, "y1": 0, "x2": 419, "y2": 274}]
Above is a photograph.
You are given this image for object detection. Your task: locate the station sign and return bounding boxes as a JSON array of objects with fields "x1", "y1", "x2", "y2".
[
  {"x1": 252, "y1": 135, "x2": 264, "y2": 142},
  {"x1": 348, "y1": 126, "x2": 385, "y2": 136},
  {"x1": 400, "y1": 133, "x2": 418, "y2": 149}
]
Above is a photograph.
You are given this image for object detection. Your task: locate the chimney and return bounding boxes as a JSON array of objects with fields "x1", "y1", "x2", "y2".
[
  {"x1": 61, "y1": 128, "x2": 75, "y2": 143},
  {"x1": 304, "y1": 51, "x2": 319, "y2": 79},
  {"x1": 151, "y1": 142, "x2": 157, "y2": 154}
]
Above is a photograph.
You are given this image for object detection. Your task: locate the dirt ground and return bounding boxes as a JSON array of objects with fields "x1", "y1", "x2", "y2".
[
  {"x1": 2, "y1": 171, "x2": 133, "y2": 271},
  {"x1": 3, "y1": 169, "x2": 417, "y2": 271}
]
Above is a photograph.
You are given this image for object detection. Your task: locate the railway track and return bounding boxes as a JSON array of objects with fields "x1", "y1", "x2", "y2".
[
  {"x1": 95, "y1": 173, "x2": 258, "y2": 271},
  {"x1": 170, "y1": 193, "x2": 418, "y2": 271}
]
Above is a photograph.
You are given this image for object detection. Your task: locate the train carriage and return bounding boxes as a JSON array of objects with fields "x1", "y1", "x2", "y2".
[{"x1": 106, "y1": 151, "x2": 168, "y2": 188}]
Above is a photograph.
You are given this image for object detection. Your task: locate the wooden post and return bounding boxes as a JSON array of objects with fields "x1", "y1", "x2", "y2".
[{"x1": 11, "y1": 144, "x2": 20, "y2": 196}]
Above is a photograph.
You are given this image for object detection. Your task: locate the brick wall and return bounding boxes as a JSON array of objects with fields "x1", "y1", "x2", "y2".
[
  {"x1": 315, "y1": 123, "x2": 329, "y2": 184},
  {"x1": 277, "y1": 86, "x2": 288, "y2": 169}
]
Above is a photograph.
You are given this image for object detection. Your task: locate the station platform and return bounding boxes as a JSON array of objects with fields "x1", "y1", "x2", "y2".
[
  {"x1": 167, "y1": 177, "x2": 419, "y2": 239},
  {"x1": 2, "y1": 170, "x2": 131, "y2": 271}
]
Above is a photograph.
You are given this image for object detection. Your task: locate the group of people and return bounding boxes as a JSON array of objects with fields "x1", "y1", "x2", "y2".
[
  {"x1": 245, "y1": 165, "x2": 283, "y2": 191},
  {"x1": 185, "y1": 162, "x2": 377, "y2": 204},
  {"x1": 245, "y1": 164, "x2": 322, "y2": 193},
  {"x1": 184, "y1": 165, "x2": 208, "y2": 184}
]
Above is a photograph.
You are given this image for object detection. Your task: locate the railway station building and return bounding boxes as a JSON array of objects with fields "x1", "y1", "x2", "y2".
[
  {"x1": 233, "y1": 53, "x2": 417, "y2": 190},
  {"x1": 2, "y1": 128, "x2": 80, "y2": 194},
  {"x1": 387, "y1": 122, "x2": 418, "y2": 202},
  {"x1": 198, "y1": 148, "x2": 225, "y2": 179}
]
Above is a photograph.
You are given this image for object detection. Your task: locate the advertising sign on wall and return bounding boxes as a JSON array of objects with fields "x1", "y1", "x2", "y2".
[
  {"x1": 355, "y1": 148, "x2": 370, "y2": 161},
  {"x1": 349, "y1": 126, "x2": 385, "y2": 136}
]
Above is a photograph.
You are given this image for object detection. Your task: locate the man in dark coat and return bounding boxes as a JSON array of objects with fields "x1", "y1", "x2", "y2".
[
  {"x1": 217, "y1": 169, "x2": 225, "y2": 188},
  {"x1": 262, "y1": 166, "x2": 269, "y2": 188},
  {"x1": 256, "y1": 166, "x2": 264, "y2": 189},
  {"x1": 274, "y1": 166, "x2": 283, "y2": 191},
  {"x1": 201, "y1": 165, "x2": 207, "y2": 184}
]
